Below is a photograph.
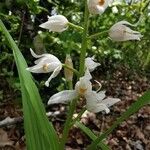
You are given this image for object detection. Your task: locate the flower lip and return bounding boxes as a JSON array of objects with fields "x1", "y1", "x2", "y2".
[
  {"x1": 79, "y1": 87, "x2": 87, "y2": 95},
  {"x1": 85, "y1": 56, "x2": 100, "y2": 72},
  {"x1": 98, "y1": 0, "x2": 105, "y2": 6},
  {"x1": 43, "y1": 64, "x2": 49, "y2": 72}
]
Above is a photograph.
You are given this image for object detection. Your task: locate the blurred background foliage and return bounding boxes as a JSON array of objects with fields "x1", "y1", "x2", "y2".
[{"x1": 0, "y1": 0, "x2": 150, "y2": 101}]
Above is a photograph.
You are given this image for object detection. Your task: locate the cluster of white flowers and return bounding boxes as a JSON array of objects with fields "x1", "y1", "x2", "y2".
[
  {"x1": 48, "y1": 59, "x2": 120, "y2": 113},
  {"x1": 39, "y1": 9, "x2": 142, "y2": 41},
  {"x1": 26, "y1": 0, "x2": 143, "y2": 113}
]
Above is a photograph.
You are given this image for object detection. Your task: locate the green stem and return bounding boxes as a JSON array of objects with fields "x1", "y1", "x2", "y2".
[
  {"x1": 70, "y1": 107, "x2": 86, "y2": 127},
  {"x1": 79, "y1": 1, "x2": 89, "y2": 77},
  {"x1": 88, "y1": 30, "x2": 108, "y2": 39},
  {"x1": 68, "y1": 80, "x2": 73, "y2": 90},
  {"x1": 60, "y1": 1, "x2": 89, "y2": 149},
  {"x1": 60, "y1": 98, "x2": 77, "y2": 149},
  {"x1": 68, "y1": 22, "x2": 84, "y2": 31},
  {"x1": 62, "y1": 64, "x2": 79, "y2": 77}
]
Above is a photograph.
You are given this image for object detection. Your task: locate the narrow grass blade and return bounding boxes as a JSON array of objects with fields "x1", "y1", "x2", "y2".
[
  {"x1": 87, "y1": 90, "x2": 150, "y2": 150},
  {"x1": 75, "y1": 121, "x2": 110, "y2": 150},
  {"x1": 0, "y1": 20, "x2": 59, "y2": 150}
]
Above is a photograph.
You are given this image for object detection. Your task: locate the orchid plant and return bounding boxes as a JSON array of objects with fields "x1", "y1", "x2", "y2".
[
  {"x1": 1, "y1": 0, "x2": 149, "y2": 150},
  {"x1": 25, "y1": 0, "x2": 143, "y2": 148},
  {"x1": 26, "y1": 0, "x2": 143, "y2": 148}
]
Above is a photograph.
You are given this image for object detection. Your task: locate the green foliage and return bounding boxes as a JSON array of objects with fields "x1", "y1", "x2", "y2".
[{"x1": 76, "y1": 121, "x2": 111, "y2": 150}]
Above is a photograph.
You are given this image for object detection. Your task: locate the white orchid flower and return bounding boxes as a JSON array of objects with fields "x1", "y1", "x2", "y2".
[
  {"x1": 109, "y1": 21, "x2": 143, "y2": 41},
  {"x1": 85, "y1": 56, "x2": 100, "y2": 72},
  {"x1": 26, "y1": 49, "x2": 62, "y2": 87},
  {"x1": 87, "y1": 0, "x2": 112, "y2": 15},
  {"x1": 39, "y1": 15, "x2": 69, "y2": 32},
  {"x1": 48, "y1": 73, "x2": 120, "y2": 113}
]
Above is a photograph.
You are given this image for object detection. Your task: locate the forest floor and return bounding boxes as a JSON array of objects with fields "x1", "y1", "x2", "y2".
[{"x1": 0, "y1": 67, "x2": 150, "y2": 150}]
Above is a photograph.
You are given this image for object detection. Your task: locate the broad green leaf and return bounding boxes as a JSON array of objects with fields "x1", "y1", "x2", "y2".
[
  {"x1": 0, "y1": 20, "x2": 59, "y2": 150},
  {"x1": 87, "y1": 90, "x2": 150, "y2": 150},
  {"x1": 75, "y1": 121, "x2": 110, "y2": 150}
]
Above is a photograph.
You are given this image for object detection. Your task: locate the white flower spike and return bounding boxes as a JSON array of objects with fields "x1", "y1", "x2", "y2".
[
  {"x1": 109, "y1": 21, "x2": 143, "y2": 41},
  {"x1": 87, "y1": 0, "x2": 112, "y2": 15},
  {"x1": 48, "y1": 72, "x2": 120, "y2": 113},
  {"x1": 85, "y1": 56, "x2": 100, "y2": 72},
  {"x1": 26, "y1": 49, "x2": 62, "y2": 87},
  {"x1": 39, "y1": 15, "x2": 69, "y2": 32}
]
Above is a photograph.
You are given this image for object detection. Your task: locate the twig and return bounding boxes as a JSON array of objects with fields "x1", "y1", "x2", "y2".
[
  {"x1": 0, "y1": 117, "x2": 23, "y2": 128},
  {"x1": 11, "y1": 10, "x2": 25, "y2": 72},
  {"x1": 0, "y1": 111, "x2": 63, "y2": 128}
]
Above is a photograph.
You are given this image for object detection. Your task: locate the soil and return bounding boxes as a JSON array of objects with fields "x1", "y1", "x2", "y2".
[{"x1": 0, "y1": 68, "x2": 150, "y2": 150}]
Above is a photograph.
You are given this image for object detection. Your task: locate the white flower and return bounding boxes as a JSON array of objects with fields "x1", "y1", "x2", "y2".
[
  {"x1": 109, "y1": 21, "x2": 143, "y2": 41},
  {"x1": 87, "y1": 0, "x2": 112, "y2": 14},
  {"x1": 39, "y1": 15, "x2": 69, "y2": 32},
  {"x1": 48, "y1": 73, "x2": 120, "y2": 113},
  {"x1": 85, "y1": 56, "x2": 100, "y2": 72},
  {"x1": 26, "y1": 49, "x2": 62, "y2": 87}
]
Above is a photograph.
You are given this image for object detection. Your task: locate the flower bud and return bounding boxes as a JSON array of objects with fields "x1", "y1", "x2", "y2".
[
  {"x1": 64, "y1": 54, "x2": 73, "y2": 81},
  {"x1": 109, "y1": 21, "x2": 143, "y2": 41},
  {"x1": 39, "y1": 15, "x2": 69, "y2": 32}
]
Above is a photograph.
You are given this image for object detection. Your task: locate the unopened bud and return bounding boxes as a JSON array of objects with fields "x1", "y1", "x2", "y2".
[{"x1": 64, "y1": 54, "x2": 73, "y2": 81}]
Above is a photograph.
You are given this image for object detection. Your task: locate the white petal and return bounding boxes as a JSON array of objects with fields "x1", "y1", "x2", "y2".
[
  {"x1": 26, "y1": 64, "x2": 43, "y2": 73},
  {"x1": 115, "y1": 21, "x2": 136, "y2": 27},
  {"x1": 39, "y1": 20, "x2": 53, "y2": 30},
  {"x1": 30, "y1": 48, "x2": 41, "y2": 58},
  {"x1": 84, "y1": 69, "x2": 92, "y2": 80},
  {"x1": 39, "y1": 15, "x2": 68, "y2": 32},
  {"x1": 109, "y1": 21, "x2": 143, "y2": 41},
  {"x1": 87, "y1": 0, "x2": 111, "y2": 14},
  {"x1": 47, "y1": 90, "x2": 77, "y2": 105},
  {"x1": 45, "y1": 64, "x2": 62, "y2": 87},
  {"x1": 75, "y1": 75, "x2": 92, "y2": 95},
  {"x1": 86, "y1": 102, "x2": 110, "y2": 113},
  {"x1": 26, "y1": 62, "x2": 61, "y2": 74},
  {"x1": 30, "y1": 48, "x2": 47, "y2": 58},
  {"x1": 35, "y1": 55, "x2": 60, "y2": 65},
  {"x1": 101, "y1": 97, "x2": 120, "y2": 107},
  {"x1": 123, "y1": 27, "x2": 143, "y2": 41},
  {"x1": 97, "y1": 90, "x2": 106, "y2": 100},
  {"x1": 85, "y1": 91, "x2": 112, "y2": 113},
  {"x1": 85, "y1": 91, "x2": 102, "y2": 105},
  {"x1": 85, "y1": 57, "x2": 100, "y2": 72}
]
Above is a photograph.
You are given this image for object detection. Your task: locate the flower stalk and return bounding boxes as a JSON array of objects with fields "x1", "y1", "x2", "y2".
[
  {"x1": 79, "y1": 1, "x2": 89, "y2": 77},
  {"x1": 62, "y1": 64, "x2": 79, "y2": 77},
  {"x1": 68, "y1": 22, "x2": 84, "y2": 31},
  {"x1": 60, "y1": 98, "x2": 77, "y2": 149},
  {"x1": 60, "y1": 1, "x2": 89, "y2": 148},
  {"x1": 88, "y1": 30, "x2": 108, "y2": 39}
]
